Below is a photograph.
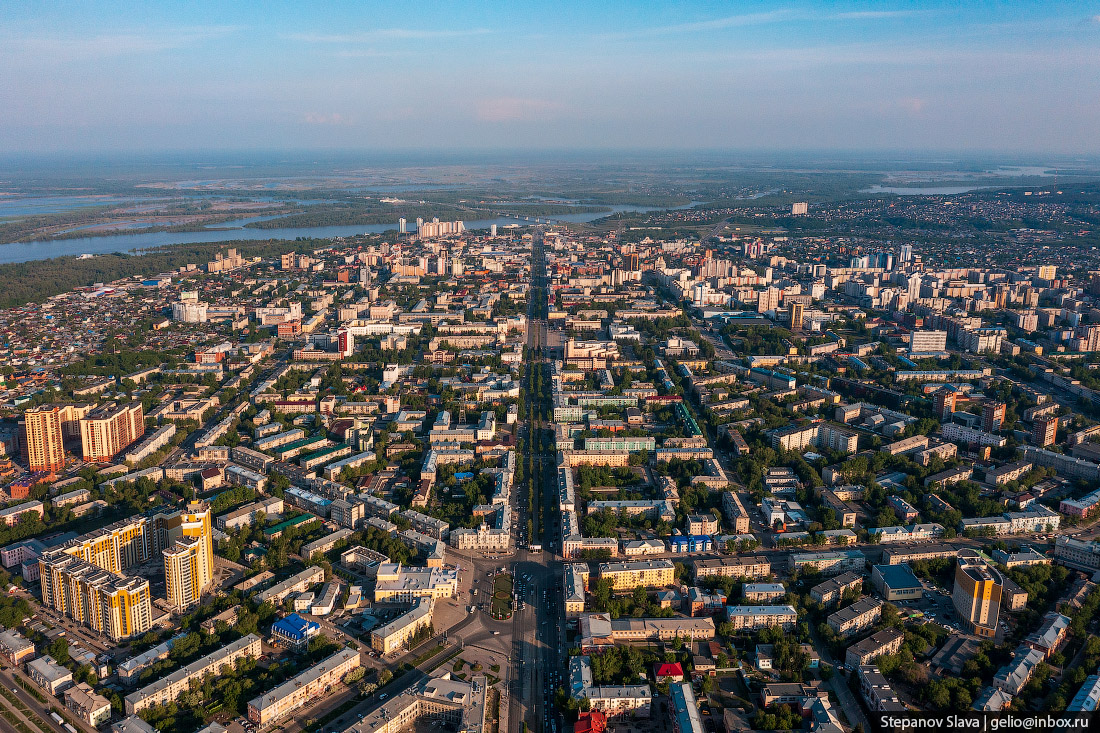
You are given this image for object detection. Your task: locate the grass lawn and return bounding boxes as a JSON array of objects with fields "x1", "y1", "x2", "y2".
[{"x1": 491, "y1": 573, "x2": 513, "y2": 619}]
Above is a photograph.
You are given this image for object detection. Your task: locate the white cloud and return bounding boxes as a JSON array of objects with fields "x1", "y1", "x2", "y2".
[
  {"x1": 0, "y1": 26, "x2": 239, "y2": 60},
  {"x1": 285, "y1": 28, "x2": 490, "y2": 43}
]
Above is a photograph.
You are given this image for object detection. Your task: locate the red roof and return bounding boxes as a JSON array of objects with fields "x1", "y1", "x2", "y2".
[
  {"x1": 654, "y1": 662, "x2": 684, "y2": 678},
  {"x1": 574, "y1": 711, "x2": 607, "y2": 733}
]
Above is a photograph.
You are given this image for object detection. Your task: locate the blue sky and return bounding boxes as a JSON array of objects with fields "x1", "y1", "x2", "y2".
[{"x1": 1, "y1": 1, "x2": 1098, "y2": 154}]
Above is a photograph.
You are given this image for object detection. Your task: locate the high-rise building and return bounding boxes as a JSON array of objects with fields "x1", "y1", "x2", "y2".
[
  {"x1": 39, "y1": 554, "x2": 152, "y2": 641},
  {"x1": 399, "y1": 218, "x2": 406, "y2": 234},
  {"x1": 490, "y1": 224, "x2": 497, "y2": 237},
  {"x1": 952, "y1": 551, "x2": 1002, "y2": 638},
  {"x1": 20, "y1": 406, "x2": 66, "y2": 472},
  {"x1": 1037, "y1": 265, "x2": 1057, "y2": 281},
  {"x1": 79, "y1": 403, "x2": 144, "y2": 463},
  {"x1": 899, "y1": 244, "x2": 913, "y2": 263},
  {"x1": 791, "y1": 202, "x2": 809, "y2": 216},
  {"x1": 933, "y1": 388, "x2": 957, "y2": 420},
  {"x1": 1033, "y1": 416, "x2": 1058, "y2": 448},
  {"x1": 789, "y1": 302, "x2": 804, "y2": 330},
  {"x1": 337, "y1": 329, "x2": 354, "y2": 357},
  {"x1": 982, "y1": 403, "x2": 1006, "y2": 434},
  {"x1": 163, "y1": 502, "x2": 214, "y2": 610}
]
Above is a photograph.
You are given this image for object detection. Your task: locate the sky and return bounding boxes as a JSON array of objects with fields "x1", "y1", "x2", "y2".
[{"x1": 1, "y1": 1, "x2": 1099, "y2": 155}]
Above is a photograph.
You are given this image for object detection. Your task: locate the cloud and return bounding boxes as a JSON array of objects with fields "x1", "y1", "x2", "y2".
[
  {"x1": 1, "y1": 26, "x2": 238, "y2": 60},
  {"x1": 599, "y1": 8, "x2": 930, "y2": 39},
  {"x1": 285, "y1": 28, "x2": 490, "y2": 43},
  {"x1": 600, "y1": 10, "x2": 791, "y2": 39},
  {"x1": 303, "y1": 112, "x2": 353, "y2": 125},
  {"x1": 476, "y1": 97, "x2": 562, "y2": 122}
]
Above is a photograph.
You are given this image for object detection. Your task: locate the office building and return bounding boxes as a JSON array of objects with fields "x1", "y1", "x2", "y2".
[
  {"x1": 80, "y1": 402, "x2": 145, "y2": 463},
  {"x1": 953, "y1": 552, "x2": 1002, "y2": 638},
  {"x1": 20, "y1": 406, "x2": 66, "y2": 472},
  {"x1": 870, "y1": 564, "x2": 922, "y2": 602}
]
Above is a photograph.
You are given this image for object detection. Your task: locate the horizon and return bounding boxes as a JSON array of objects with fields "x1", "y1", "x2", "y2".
[{"x1": 2, "y1": 0, "x2": 1099, "y2": 155}]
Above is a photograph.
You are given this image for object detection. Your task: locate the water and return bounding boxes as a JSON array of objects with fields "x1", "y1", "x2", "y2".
[
  {"x1": 0, "y1": 195, "x2": 156, "y2": 217},
  {"x1": 0, "y1": 202, "x2": 701, "y2": 265},
  {"x1": 862, "y1": 185, "x2": 991, "y2": 195}
]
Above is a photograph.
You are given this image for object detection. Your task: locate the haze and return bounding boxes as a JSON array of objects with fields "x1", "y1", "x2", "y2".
[{"x1": 1, "y1": 0, "x2": 1099, "y2": 155}]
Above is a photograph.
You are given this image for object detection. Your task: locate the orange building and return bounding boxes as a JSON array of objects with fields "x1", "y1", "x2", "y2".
[
  {"x1": 79, "y1": 403, "x2": 145, "y2": 463},
  {"x1": 20, "y1": 406, "x2": 66, "y2": 472}
]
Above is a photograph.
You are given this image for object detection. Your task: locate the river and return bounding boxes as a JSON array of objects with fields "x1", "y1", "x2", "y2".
[{"x1": 0, "y1": 203, "x2": 698, "y2": 265}]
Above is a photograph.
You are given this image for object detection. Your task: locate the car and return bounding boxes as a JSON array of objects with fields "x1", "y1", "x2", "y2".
[{"x1": 379, "y1": 693, "x2": 388, "y2": 700}]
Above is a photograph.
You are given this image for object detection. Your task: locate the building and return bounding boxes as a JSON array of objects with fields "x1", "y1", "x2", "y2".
[
  {"x1": 742, "y1": 582, "x2": 786, "y2": 602},
  {"x1": 1033, "y1": 416, "x2": 1058, "y2": 448},
  {"x1": 953, "y1": 552, "x2": 1003, "y2": 638},
  {"x1": 809, "y1": 572, "x2": 863, "y2": 607},
  {"x1": 344, "y1": 674, "x2": 490, "y2": 733},
  {"x1": 909, "y1": 330, "x2": 947, "y2": 353},
  {"x1": 80, "y1": 402, "x2": 145, "y2": 463},
  {"x1": 270, "y1": 613, "x2": 321, "y2": 650},
  {"x1": 846, "y1": 628, "x2": 905, "y2": 669},
  {"x1": 686, "y1": 514, "x2": 719, "y2": 535},
  {"x1": 0, "y1": 629, "x2": 35, "y2": 665},
  {"x1": 669, "y1": 682, "x2": 705, "y2": 733},
  {"x1": 38, "y1": 553, "x2": 152, "y2": 641},
  {"x1": 577, "y1": 614, "x2": 715, "y2": 653},
  {"x1": 857, "y1": 666, "x2": 906, "y2": 712},
  {"x1": 724, "y1": 605, "x2": 798, "y2": 631},
  {"x1": 371, "y1": 598, "x2": 434, "y2": 655},
  {"x1": 721, "y1": 492, "x2": 750, "y2": 533},
  {"x1": 125, "y1": 634, "x2": 262, "y2": 714},
  {"x1": 255, "y1": 566, "x2": 325, "y2": 604},
  {"x1": 994, "y1": 646, "x2": 1045, "y2": 696},
  {"x1": 789, "y1": 550, "x2": 865, "y2": 576},
  {"x1": 216, "y1": 496, "x2": 284, "y2": 531},
  {"x1": 163, "y1": 501, "x2": 214, "y2": 611},
  {"x1": 1068, "y1": 675, "x2": 1100, "y2": 712},
  {"x1": 693, "y1": 556, "x2": 771, "y2": 582},
  {"x1": 870, "y1": 564, "x2": 922, "y2": 602},
  {"x1": 247, "y1": 649, "x2": 360, "y2": 726},
  {"x1": 1025, "y1": 612, "x2": 1071, "y2": 659},
  {"x1": 1055, "y1": 536, "x2": 1100, "y2": 572},
  {"x1": 827, "y1": 597, "x2": 883, "y2": 637},
  {"x1": 373, "y1": 563, "x2": 458, "y2": 602},
  {"x1": 65, "y1": 683, "x2": 112, "y2": 727},
  {"x1": 564, "y1": 564, "x2": 588, "y2": 617},
  {"x1": 20, "y1": 406, "x2": 66, "y2": 472},
  {"x1": 982, "y1": 402, "x2": 1006, "y2": 434},
  {"x1": 597, "y1": 560, "x2": 675, "y2": 591},
  {"x1": 880, "y1": 544, "x2": 960, "y2": 565},
  {"x1": 27, "y1": 655, "x2": 73, "y2": 695}
]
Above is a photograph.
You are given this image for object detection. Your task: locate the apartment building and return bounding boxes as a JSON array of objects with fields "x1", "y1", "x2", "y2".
[
  {"x1": 255, "y1": 566, "x2": 325, "y2": 604},
  {"x1": 125, "y1": 634, "x2": 261, "y2": 714},
  {"x1": 845, "y1": 628, "x2": 905, "y2": 668},
  {"x1": 247, "y1": 649, "x2": 360, "y2": 725},
  {"x1": 724, "y1": 605, "x2": 798, "y2": 631},
  {"x1": 742, "y1": 583, "x2": 786, "y2": 602},
  {"x1": 808, "y1": 572, "x2": 863, "y2": 608},
  {"x1": 721, "y1": 492, "x2": 750, "y2": 533},
  {"x1": 597, "y1": 560, "x2": 675, "y2": 591},
  {"x1": 827, "y1": 598, "x2": 883, "y2": 638},
  {"x1": 789, "y1": 550, "x2": 865, "y2": 576},
  {"x1": 20, "y1": 406, "x2": 67, "y2": 472},
  {"x1": 693, "y1": 556, "x2": 771, "y2": 583},
  {"x1": 371, "y1": 598, "x2": 434, "y2": 655},
  {"x1": 80, "y1": 402, "x2": 145, "y2": 463}
]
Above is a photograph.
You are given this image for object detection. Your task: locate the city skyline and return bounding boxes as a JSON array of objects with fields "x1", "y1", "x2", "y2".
[{"x1": 2, "y1": 1, "x2": 1098, "y2": 154}]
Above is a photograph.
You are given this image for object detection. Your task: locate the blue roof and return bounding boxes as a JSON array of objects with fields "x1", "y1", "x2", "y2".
[
  {"x1": 272, "y1": 613, "x2": 320, "y2": 639},
  {"x1": 874, "y1": 563, "x2": 922, "y2": 590}
]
